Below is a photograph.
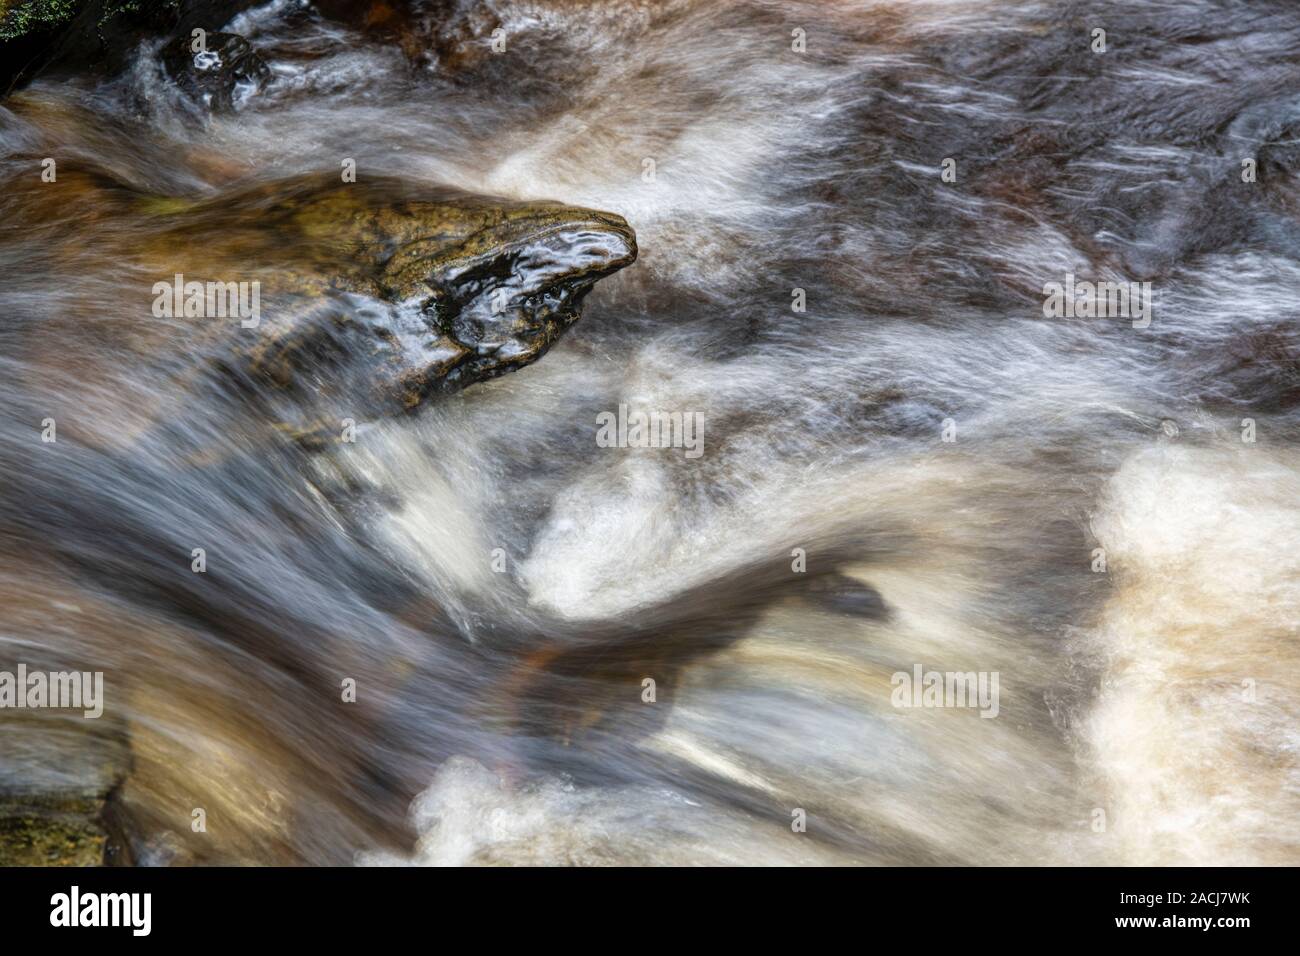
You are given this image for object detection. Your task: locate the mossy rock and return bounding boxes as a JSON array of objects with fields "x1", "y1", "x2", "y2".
[
  {"x1": 0, "y1": 0, "x2": 169, "y2": 43},
  {"x1": 0, "y1": 795, "x2": 107, "y2": 866},
  {"x1": 0, "y1": 1, "x2": 82, "y2": 42}
]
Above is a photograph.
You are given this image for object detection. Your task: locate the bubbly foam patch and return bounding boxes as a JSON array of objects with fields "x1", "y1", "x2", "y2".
[{"x1": 1083, "y1": 444, "x2": 1300, "y2": 864}]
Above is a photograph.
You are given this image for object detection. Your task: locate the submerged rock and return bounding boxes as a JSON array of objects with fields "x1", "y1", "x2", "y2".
[{"x1": 311, "y1": 0, "x2": 503, "y2": 74}]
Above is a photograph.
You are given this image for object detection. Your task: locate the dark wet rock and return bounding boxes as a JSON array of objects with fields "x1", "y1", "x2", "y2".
[
  {"x1": 1, "y1": 165, "x2": 636, "y2": 449},
  {"x1": 141, "y1": 176, "x2": 638, "y2": 419},
  {"x1": 160, "y1": 30, "x2": 269, "y2": 112}
]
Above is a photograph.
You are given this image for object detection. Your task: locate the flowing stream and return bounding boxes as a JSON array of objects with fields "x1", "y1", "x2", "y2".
[{"x1": 1, "y1": 0, "x2": 1299, "y2": 865}]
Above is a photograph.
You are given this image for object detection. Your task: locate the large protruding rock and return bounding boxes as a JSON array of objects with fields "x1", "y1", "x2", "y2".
[
  {"x1": 139, "y1": 175, "x2": 638, "y2": 418},
  {"x1": 4, "y1": 165, "x2": 636, "y2": 449}
]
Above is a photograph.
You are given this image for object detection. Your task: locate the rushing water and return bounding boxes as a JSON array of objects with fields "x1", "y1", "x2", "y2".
[{"x1": 2, "y1": 0, "x2": 1299, "y2": 865}]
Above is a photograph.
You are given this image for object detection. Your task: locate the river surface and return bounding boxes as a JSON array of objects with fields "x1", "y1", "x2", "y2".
[{"x1": 1, "y1": 0, "x2": 1299, "y2": 865}]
